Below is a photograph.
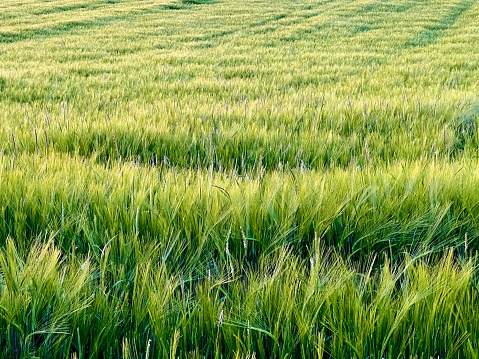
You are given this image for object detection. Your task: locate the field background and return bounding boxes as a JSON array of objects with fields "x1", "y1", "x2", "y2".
[{"x1": 1, "y1": 0, "x2": 479, "y2": 357}]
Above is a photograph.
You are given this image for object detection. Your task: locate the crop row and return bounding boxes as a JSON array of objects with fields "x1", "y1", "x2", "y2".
[{"x1": 1, "y1": 153, "x2": 478, "y2": 262}]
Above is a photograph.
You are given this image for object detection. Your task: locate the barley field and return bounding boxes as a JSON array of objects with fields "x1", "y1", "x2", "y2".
[{"x1": 1, "y1": 0, "x2": 479, "y2": 357}]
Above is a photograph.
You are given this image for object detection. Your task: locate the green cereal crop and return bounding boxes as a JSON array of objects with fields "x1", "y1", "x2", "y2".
[{"x1": 1, "y1": 0, "x2": 479, "y2": 357}]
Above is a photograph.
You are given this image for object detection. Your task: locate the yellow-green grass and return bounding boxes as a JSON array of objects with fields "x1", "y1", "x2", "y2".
[
  {"x1": 1, "y1": 153, "x2": 479, "y2": 260},
  {"x1": 1, "y1": 0, "x2": 479, "y2": 169},
  {"x1": 1, "y1": 0, "x2": 479, "y2": 357}
]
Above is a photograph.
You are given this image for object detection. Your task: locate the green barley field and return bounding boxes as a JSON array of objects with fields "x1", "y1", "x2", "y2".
[{"x1": 1, "y1": 0, "x2": 479, "y2": 357}]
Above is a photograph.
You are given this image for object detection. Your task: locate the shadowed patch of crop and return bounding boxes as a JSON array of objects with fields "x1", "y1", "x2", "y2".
[
  {"x1": 449, "y1": 102, "x2": 479, "y2": 156},
  {"x1": 182, "y1": 0, "x2": 215, "y2": 4}
]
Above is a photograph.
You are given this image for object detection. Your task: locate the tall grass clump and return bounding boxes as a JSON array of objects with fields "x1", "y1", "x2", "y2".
[{"x1": 0, "y1": 237, "x2": 92, "y2": 358}]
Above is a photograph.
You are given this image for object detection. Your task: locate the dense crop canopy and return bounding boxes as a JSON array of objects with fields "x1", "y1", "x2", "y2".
[{"x1": 1, "y1": 0, "x2": 479, "y2": 357}]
